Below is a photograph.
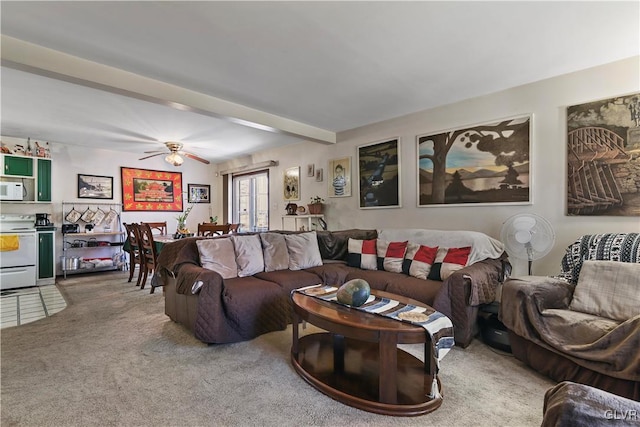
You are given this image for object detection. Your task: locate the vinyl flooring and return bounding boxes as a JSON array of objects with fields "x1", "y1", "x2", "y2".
[{"x1": 0, "y1": 285, "x2": 67, "y2": 329}]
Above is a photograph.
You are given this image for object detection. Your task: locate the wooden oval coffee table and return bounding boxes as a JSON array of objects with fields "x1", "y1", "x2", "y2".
[{"x1": 290, "y1": 290, "x2": 443, "y2": 417}]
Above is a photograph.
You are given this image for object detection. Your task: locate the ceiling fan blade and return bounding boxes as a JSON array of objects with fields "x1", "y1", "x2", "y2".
[
  {"x1": 139, "y1": 152, "x2": 166, "y2": 160},
  {"x1": 143, "y1": 150, "x2": 166, "y2": 154},
  {"x1": 181, "y1": 151, "x2": 210, "y2": 164}
]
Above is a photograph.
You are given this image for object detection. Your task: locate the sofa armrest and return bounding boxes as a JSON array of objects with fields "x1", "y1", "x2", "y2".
[
  {"x1": 499, "y1": 275, "x2": 575, "y2": 333},
  {"x1": 175, "y1": 263, "x2": 224, "y2": 296}
]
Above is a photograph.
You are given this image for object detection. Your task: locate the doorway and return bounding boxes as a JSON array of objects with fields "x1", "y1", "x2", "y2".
[{"x1": 232, "y1": 171, "x2": 269, "y2": 232}]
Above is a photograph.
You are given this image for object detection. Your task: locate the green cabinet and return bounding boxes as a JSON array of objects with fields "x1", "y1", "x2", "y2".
[
  {"x1": 37, "y1": 231, "x2": 56, "y2": 284},
  {"x1": 37, "y1": 158, "x2": 52, "y2": 202},
  {"x1": 3, "y1": 155, "x2": 34, "y2": 176}
]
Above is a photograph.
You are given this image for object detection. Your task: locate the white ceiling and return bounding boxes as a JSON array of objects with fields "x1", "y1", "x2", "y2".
[{"x1": 1, "y1": 1, "x2": 638, "y2": 164}]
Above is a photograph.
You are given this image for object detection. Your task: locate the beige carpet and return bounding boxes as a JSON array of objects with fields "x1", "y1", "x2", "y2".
[{"x1": 1, "y1": 271, "x2": 555, "y2": 426}]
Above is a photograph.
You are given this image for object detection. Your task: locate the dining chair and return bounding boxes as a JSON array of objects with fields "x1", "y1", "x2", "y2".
[
  {"x1": 138, "y1": 222, "x2": 160, "y2": 293},
  {"x1": 197, "y1": 223, "x2": 231, "y2": 237},
  {"x1": 143, "y1": 221, "x2": 167, "y2": 235},
  {"x1": 227, "y1": 223, "x2": 240, "y2": 234},
  {"x1": 123, "y1": 223, "x2": 145, "y2": 286}
]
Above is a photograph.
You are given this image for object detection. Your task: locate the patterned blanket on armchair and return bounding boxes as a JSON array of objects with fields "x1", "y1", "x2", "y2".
[{"x1": 557, "y1": 233, "x2": 640, "y2": 284}]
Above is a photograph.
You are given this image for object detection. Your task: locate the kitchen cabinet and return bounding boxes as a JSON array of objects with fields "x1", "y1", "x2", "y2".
[
  {"x1": 37, "y1": 158, "x2": 52, "y2": 202},
  {"x1": 61, "y1": 201, "x2": 125, "y2": 278},
  {"x1": 1, "y1": 153, "x2": 51, "y2": 203},
  {"x1": 37, "y1": 230, "x2": 55, "y2": 285},
  {"x1": 2, "y1": 155, "x2": 34, "y2": 177}
]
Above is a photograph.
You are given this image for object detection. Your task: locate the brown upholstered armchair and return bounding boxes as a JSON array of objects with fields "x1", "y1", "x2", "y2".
[{"x1": 500, "y1": 233, "x2": 640, "y2": 400}]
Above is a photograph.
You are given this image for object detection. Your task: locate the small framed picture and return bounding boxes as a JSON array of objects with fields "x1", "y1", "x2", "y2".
[
  {"x1": 328, "y1": 156, "x2": 351, "y2": 198},
  {"x1": 78, "y1": 174, "x2": 113, "y2": 199},
  {"x1": 315, "y1": 168, "x2": 323, "y2": 182},
  {"x1": 188, "y1": 184, "x2": 211, "y2": 203},
  {"x1": 307, "y1": 163, "x2": 315, "y2": 177},
  {"x1": 284, "y1": 166, "x2": 300, "y2": 201}
]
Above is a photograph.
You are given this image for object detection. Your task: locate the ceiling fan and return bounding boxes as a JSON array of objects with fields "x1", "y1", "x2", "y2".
[{"x1": 139, "y1": 142, "x2": 210, "y2": 166}]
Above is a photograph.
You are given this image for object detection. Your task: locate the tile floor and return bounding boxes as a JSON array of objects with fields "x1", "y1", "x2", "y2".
[{"x1": 0, "y1": 285, "x2": 67, "y2": 329}]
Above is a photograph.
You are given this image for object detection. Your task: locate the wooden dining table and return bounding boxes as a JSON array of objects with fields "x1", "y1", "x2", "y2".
[{"x1": 123, "y1": 234, "x2": 178, "y2": 253}]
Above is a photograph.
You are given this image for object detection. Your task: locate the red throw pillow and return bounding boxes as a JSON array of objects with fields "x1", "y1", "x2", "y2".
[
  {"x1": 347, "y1": 238, "x2": 378, "y2": 270},
  {"x1": 427, "y1": 247, "x2": 471, "y2": 281},
  {"x1": 402, "y1": 242, "x2": 439, "y2": 279}
]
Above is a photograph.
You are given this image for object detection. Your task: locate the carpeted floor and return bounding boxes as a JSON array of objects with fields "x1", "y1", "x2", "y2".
[{"x1": 1, "y1": 271, "x2": 555, "y2": 426}]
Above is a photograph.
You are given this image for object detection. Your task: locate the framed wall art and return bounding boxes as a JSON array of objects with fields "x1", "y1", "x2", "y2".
[
  {"x1": 120, "y1": 167, "x2": 183, "y2": 212},
  {"x1": 567, "y1": 92, "x2": 640, "y2": 216},
  {"x1": 188, "y1": 184, "x2": 211, "y2": 203},
  {"x1": 307, "y1": 164, "x2": 315, "y2": 177},
  {"x1": 417, "y1": 115, "x2": 531, "y2": 207},
  {"x1": 357, "y1": 138, "x2": 401, "y2": 209},
  {"x1": 283, "y1": 166, "x2": 300, "y2": 201},
  {"x1": 77, "y1": 174, "x2": 113, "y2": 199},
  {"x1": 315, "y1": 168, "x2": 323, "y2": 182},
  {"x1": 328, "y1": 156, "x2": 351, "y2": 197}
]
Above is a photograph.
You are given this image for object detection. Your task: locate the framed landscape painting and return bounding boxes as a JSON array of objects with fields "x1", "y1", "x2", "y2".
[
  {"x1": 77, "y1": 174, "x2": 113, "y2": 199},
  {"x1": 120, "y1": 167, "x2": 183, "y2": 211},
  {"x1": 567, "y1": 92, "x2": 640, "y2": 216},
  {"x1": 328, "y1": 157, "x2": 351, "y2": 197},
  {"x1": 417, "y1": 115, "x2": 531, "y2": 207},
  {"x1": 357, "y1": 138, "x2": 401, "y2": 209}
]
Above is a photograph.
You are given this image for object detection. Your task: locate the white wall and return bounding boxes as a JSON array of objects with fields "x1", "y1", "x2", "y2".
[
  {"x1": 1, "y1": 140, "x2": 219, "y2": 275},
  {"x1": 217, "y1": 57, "x2": 640, "y2": 276}
]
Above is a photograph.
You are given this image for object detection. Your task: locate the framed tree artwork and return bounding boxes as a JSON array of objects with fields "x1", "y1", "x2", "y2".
[
  {"x1": 120, "y1": 167, "x2": 183, "y2": 211},
  {"x1": 567, "y1": 93, "x2": 640, "y2": 216},
  {"x1": 328, "y1": 157, "x2": 351, "y2": 197},
  {"x1": 417, "y1": 115, "x2": 531, "y2": 207},
  {"x1": 284, "y1": 166, "x2": 300, "y2": 201},
  {"x1": 357, "y1": 138, "x2": 401, "y2": 209}
]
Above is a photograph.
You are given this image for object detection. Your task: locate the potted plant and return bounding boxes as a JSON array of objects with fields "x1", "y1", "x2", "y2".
[
  {"x1": 175, "y1": 204, "x2": 194, "y2": 235},
  {"x1": 308, "y1": 196, "x2": 325, "y2": 215}
]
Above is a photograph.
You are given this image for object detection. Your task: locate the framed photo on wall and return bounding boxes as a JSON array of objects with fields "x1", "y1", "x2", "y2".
[
  {"x1": 307, "y1": 164, "x2": 315, "y2": 177},
  {"x1": 315, "y1": 168, "x2": 323, "y2": 182},
  {"x1": 120, "y1": 167, "x2": 183, "y2": 211},
  {"x1": 567, "y1": 93, "x2": 640, "y2": 216},
  {"x1": 417, "y1": 115, "x2": 531, "y2": 207},
  {"x1": 284, "y1": 166, "x2": 300, "y2": 201},
  {"x1": 188, "y1": 184, "x2": 211, "y2": 203},
  {"x1": 328, "y1": 156, "x2": 351, "y2": 197},
  {"x1": 77, "y1": 174, "x2": 113, "y2": 199},
  {"x1": 357, "y1": 138, "x2": 401, "y2": 209}
]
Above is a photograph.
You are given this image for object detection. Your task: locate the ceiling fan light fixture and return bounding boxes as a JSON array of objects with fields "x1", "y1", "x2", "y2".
[{"x1": 165, "y1": 152, "x2": 184, "y2": 166}]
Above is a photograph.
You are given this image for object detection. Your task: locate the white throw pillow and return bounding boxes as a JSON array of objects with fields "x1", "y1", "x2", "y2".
[
  {"x1": 231, "y1": 234, "x2": 265, "y2": 277},
  {"x1": 260, "y1": 232, "x2": 290, "y2": 272},
  {"x1": 196, "y1": 238, "x2": 238, "y2": 279},
  {"x1": 569, "y1": 260, "x2": 640, "y2": 321},
  {"x1": 284, "y1": 231, "x2": 323, "y2": 271}
]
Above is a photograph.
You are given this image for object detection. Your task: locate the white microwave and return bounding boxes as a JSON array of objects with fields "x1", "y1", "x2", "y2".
[{"x1": 0, "y1": 182, "x2": 24, "y2": 201}]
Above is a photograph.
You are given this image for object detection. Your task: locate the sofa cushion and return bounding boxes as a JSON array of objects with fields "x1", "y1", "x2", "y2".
[
  {"x1": 385, "y1": 274, "x2": 443, "y2": 306},
  {"x1": 347, "y1": 238, "x2": 378, "y2": 270},
  {"x1": 255, "y1": 270, "x2": 322, "y2": 293},
  {"x1": 569, "y1": 260, "x2": 640, "y2": 321},
  {"x1": 260, "y1": 232, "x2": 290, "y2": 272},
  {"x1": 344, "y1": 268, "x2": 398, "y2": 291},
  {"x1": 284, "y1": 231, "x2": 323, "y2": 270},
  {"x1": 304, "y1": 263, "x2": 350, "y2": 287},
  {"x1": 231, "y1": 234, "x2": 264, "y2": 277},
  {"x1": 316, "y1": 229, "x2": 378, "y2": 261},
  {"x1": 196, "y1": 238, "x2": 238, "y2": 279},
  {"x1": 428, "y1": 246, "x2": 471, "y2": 281},
  {"x1": 376, "y1": 239, "x2": 408, "y2": 273},
  {"x1": 402, "y1": 242, "x2": 439, "y2": 279}
]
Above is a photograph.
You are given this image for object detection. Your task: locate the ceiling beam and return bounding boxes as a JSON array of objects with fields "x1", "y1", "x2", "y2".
[{"x1": 1, "y1": 36, "x2": 336, "y2": 145}]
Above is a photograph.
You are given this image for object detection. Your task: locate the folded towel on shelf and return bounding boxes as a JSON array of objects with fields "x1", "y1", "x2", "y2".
[{"x1": 0, "y1": 235, "x2": 20, "y2": 251}]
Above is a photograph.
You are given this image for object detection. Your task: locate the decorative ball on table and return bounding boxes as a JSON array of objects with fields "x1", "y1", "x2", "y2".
[{"x1": 336, "y1": 279, "x2": 371, "y2": 307}]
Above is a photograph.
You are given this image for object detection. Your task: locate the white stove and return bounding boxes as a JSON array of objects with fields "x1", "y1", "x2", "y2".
[{"x1": 0, "y1": 214, "x2": 37, "y2": 290}]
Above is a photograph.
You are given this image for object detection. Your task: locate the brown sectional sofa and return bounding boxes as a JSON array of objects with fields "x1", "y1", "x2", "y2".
[{"x1": 156, "y1": 228, "x2": 509, "y2": 348}]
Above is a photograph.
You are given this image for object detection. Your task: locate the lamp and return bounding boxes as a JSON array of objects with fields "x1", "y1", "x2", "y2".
[{"x1": 165, "y1": 152, "x2": 184, "y2": 166}]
